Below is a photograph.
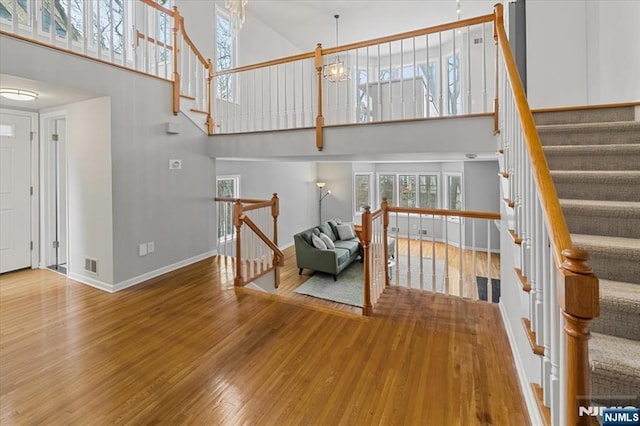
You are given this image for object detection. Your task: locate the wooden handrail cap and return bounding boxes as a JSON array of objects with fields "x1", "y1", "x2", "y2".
[{"x1": 561, "y1": 248, "x2": 593, "y2": 275}]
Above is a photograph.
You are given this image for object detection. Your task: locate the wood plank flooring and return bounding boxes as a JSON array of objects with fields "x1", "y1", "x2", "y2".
[{"x1": 0, "y1": 254, "x2": 528, "y2": 425}]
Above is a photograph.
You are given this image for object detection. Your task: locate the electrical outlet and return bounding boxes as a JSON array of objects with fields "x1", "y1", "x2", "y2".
[
  {"x1": 139, "y1": 243, "x2": 147, "y2": 256},
  {"x1": 147, "y1": 241, "x2": 155, "y2": 253}
]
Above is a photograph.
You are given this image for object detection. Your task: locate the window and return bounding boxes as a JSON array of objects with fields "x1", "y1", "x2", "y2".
[
  {"x1": 378, "y1": 174, "x2": 396, "y2": 206},
  {"x1": 445, "y1": 174, "x2": 462, "y2": 211},
  {"x1": 0, "y1": 0, "x2": 29, "y2": 25},
  {"x1": 216, "y1": 7, "x2": 236, "y2": 101},
  {"x1": 217, "y1": 176, "x2": 239, "y2": 239},
  {"x1": 399, "y1": 174, "x2": 416, "y2": 208},
  {"x1": 418, "y1": 174, "x2": 438, "y2": 209},
  {"x1": 377, "y1": 173, "x2": 439, "y2": 210},
  {"x1": 354, "y1": 173, "x2": 372, "y2": 213},
  {"x1": 447, "y1": 52, "x2": 461, "y2": 115}
]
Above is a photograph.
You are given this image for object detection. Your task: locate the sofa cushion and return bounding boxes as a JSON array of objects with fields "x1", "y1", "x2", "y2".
[
  {"x1": 334, "y1": 248, "x2": 352, "y2": 265},
  {"x1": 319, "y1": 233, "x2": 335, "y2": 249},
  {"x1": 298, "y1": 229, "x2": 316, "y2": 245},
  {"x1": 335, "y1": 223, "x2": 356, "y2": 240},
  {"x1": 311, "y1": 234, "x2": 327, "y2": 250},
  {"x1": 327, "y1": 219, "x2": 341, "y2": 239},
  {"x1": 318, "y1": 222, "x2": 337, "y2": 241},
  {"x1": 334, "y1": 240, "x2": 360, "y2": 256}
]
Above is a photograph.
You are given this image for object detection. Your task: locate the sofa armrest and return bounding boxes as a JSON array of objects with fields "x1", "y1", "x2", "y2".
[{"x1": 294, "y1": 234, "x2": 339, "y2": 274}]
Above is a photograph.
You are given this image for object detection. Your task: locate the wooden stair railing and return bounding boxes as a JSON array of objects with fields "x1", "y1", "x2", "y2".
[
  {"x1": 494, "y1": 4, "x2": 599, "y2": 425},
  {"x1": 215, "y1": 194, "x2": 283, "y2": 288}
]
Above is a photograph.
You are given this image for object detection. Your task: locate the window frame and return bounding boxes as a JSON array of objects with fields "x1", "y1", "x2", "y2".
[
  {"x1": 216, "y1": 175, "x2": 240, "y2": 240},
  {"x1": 443, "y1": 172, "x2": 463, "y2": 222},
  {"x1": 214, "y1": 4, "x2": 237, "y2": 103},
  {"x1": 376, "y1": 172, "x2": 440, "y2": 213},
  {"x1": 353, "y1": 172, "x2": 373, "y2": 216}
]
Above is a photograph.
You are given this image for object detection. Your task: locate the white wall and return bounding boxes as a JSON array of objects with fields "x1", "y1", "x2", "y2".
[
  {"x1": 216, "y1": 160, "x2": 317, "y2": 248},
  {"x1": 64, "y1": 97, "x2": 114, "y2": 285},
  {"x1": 1, "y1": 35, "x2": 215, "y2": 289},
  {"x1": 317, "y1": 162, "x2": 354, "y2": 223},
  {"x1": 526, "y1": 0, "x2": 640, "y2": 108}
]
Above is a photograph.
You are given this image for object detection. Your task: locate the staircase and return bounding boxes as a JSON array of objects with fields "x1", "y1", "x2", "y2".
[{"x1": 535, "y1": 104, "x2": 640, "y2": 407}]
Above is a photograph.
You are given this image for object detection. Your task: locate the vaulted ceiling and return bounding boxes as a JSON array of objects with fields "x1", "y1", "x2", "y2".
[{"x1": 247, "y1": 0, "x2": 497, "y2": 51}]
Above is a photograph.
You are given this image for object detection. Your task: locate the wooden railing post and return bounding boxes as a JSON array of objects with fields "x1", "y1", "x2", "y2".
[
  {"x1": 206, "y1": 58, "x2": 214, "y2": 135},
  {"x1": 362, "y1": 206, "x2": 372, "y2": 316},
  {"x1": 314, "y1": 43, "x2": 324, "y2": 151},
  {"x1": 381, "y1": 197, "x2": 390, "y2": 287},
  {"x1": 172, "y1": 6, "x2": 180, "y2": 116},
  {"x1": 559, "y1": 248, "x2": 599, "y2": 426},
  {"x1": 493, "y1": 4, "x2": 502, "y2": 135},
  {"x1": 271, "y1": 193, "x2": 280, "y2": 288},
  {"x1": 233, "y1": 200, "x2": 244, "y2": 287}
]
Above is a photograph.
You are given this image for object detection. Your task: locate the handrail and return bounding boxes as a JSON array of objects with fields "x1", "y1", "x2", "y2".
[
  {"x1": 212, "y1": 51, "x2": 316, "y2": 78},
  {"x1": 177, "y1": 17, "x2": 209, "y2": 68},
  {"x1": 386, "y1": 206, "x2": 500, "y2": 220},
  {"x1": 215, "y1": 197, "x2": 276, "y2": 204},
  {"x1": 241, "y1": 215, "x2": 284, "y2": 265},
  {"x1": 140, "y1": 0, "x2": 174, "y2": 16},
  {"x1": 322, "y1": 13, "x2": 495, "y2": 56},
  {"x1": 493, "y1": 6, "x2": 572, "y2": 270}
]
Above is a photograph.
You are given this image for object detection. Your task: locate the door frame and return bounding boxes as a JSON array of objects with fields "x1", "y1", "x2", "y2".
[
  {"x1": 39, "y1": 110, "x2": 69, "y2": 272},
  {"x1": 0, "y1": 108, "x2": 39, "y2": 270}
]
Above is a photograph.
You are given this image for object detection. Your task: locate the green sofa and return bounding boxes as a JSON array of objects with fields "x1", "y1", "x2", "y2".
[{"x1": 294, "y1": 219, "x2": 361, "y2": 281}]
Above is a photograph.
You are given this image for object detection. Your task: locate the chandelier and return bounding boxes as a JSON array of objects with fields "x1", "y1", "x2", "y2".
[
  {"x1": 225, "y1": 0, "x2": 248, "y2": 32},
  {"x1": 323, "y1": 14, "x2": 349, "y2": 83}
]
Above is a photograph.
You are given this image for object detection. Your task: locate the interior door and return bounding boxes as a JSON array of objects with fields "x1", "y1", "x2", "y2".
[{"x1": 0, "y1": 112, "x2": 32, "y2": 273}]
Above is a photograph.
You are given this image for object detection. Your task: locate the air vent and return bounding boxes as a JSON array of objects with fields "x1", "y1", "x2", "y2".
[
  {"x1": 85, "y1": 257, "x2": 98, "y2": 274},
  {"x1": 474, "y1": 37, "x2": 483, "y2": 45},
  {"x1": 390, "y1": 226, "x2": 400, "y2": 232}
]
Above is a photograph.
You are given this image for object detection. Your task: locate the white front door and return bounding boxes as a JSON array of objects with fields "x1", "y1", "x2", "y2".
[{"x1": 0, "y1": 112, "x2": 32, "y2": 273}]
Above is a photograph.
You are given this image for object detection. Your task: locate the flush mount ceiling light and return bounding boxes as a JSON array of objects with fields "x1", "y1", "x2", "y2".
[{"x1": 0, "y1": 88, "x2": 39, "y2": 101}]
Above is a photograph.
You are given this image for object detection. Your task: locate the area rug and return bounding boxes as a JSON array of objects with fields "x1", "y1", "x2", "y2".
[
  {"x1": 476, "y1": 276, "x2": 501, "y2": 303},
  {"x1": 293, "y1": 256, "x2": 446, "y2": 307}
]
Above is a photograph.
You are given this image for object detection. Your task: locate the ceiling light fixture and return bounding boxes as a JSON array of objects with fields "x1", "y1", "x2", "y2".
[
  {"x1": 323, "y1": 14, "x2": 349, "y2": 83},
  {"x1": 225, "y1": 0, "x2": 248, "y2": 33},
  {"x1": 0, "y1": 88, "x2": 39, "y2": 101}
]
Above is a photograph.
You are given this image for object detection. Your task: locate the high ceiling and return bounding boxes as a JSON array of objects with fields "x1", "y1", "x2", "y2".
[{"x1": 246, "y1": 0, "x2": 497, "y2": 51}]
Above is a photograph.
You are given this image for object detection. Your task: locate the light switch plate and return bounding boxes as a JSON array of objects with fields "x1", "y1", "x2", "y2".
[
  {"x1": 147, "y1": 241, "x2": 155, "y2": 253},
  {"x1": 169, "y1": 159, "x2": 182, "y2": 170},
  {"x1": 139, "y1": 243, "x2": 147, "y2": 256}
]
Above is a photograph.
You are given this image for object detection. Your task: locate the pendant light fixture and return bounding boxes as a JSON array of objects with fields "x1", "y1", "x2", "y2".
[{"x1": 323, "y1": 14, "x2": 349, "y2": 82}]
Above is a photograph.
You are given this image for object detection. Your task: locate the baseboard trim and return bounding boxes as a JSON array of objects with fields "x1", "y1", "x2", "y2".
[
  {"x1": 279, "y1": 241, "x2": 294, "y2": 251},
  {"x1": 499, "y1": 302, "x2": 542, "y2": 426},
  {"x1": 68, "y1": 272, "x2": 115, "y2": 292},
  {"x1": 113, "y1": 250, "x2": 217, "y2": 292}
]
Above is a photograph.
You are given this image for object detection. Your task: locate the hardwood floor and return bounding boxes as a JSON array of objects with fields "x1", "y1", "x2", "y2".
[
  {"x1": 277, "y1": 240, "x2": 501, "y2": 314},
  {"x1": 0, "y1": 255, "x2": 528, "y2": 425}
]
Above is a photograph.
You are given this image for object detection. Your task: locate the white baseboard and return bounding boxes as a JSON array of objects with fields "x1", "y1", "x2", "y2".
[
  {"x1": 499, "y1": 302, "x2": 541, "y2": 426},
  {"x1": 279, "y1": 241, "x2": 294, "y2": 251},
  {"x1": 112, "y1": 250, "x2": 217, "y2": 292},
  {"x1": 68, "y1": 272, "x2": 115, "y2": 293}
]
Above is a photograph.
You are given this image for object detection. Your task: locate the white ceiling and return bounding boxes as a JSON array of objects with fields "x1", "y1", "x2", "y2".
[
  {"x1": 0, "y1": 74, "x2": 99, "y2": 111},
  {"x1": 246, "y1": 0, "x2": 497, "y2": 51}
]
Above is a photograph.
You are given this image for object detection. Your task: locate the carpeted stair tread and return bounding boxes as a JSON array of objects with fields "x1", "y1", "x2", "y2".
[
  {"x1": 551, "y1": 171, "x2": 640, "y2": 201},
  {"x1": 593, "y1": 279, "x2": 640, "y2": 341},
  {"x1": 544, "y1": 144, "x2": 640, "y2": 171},
  {"x1": 560, "y1": 199, "x2": 640, "y2": 239},
  {"x1": 590, "y1": 333, "x2": 640, "y2": 401},
  {"x1": 571, "y1": 234, "x2": 640, "y2": 283},
  {"x1": 537, "y1": 121, "x2": 640, "y2": 146},
  {"x1": 533, "y1": 106, "x2": 636, "y2": 125}
]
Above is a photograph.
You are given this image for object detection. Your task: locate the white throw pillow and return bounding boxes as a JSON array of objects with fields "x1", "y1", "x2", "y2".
[
  {"x1": 336, "y1": 223, "x2": 356, "y2": 240},
  {"x1": 319, "y1": 233, "x2": 335, "y2": 249},
  {"x1": 311, "y1": 233, "x2": 327, "y2": 250}
]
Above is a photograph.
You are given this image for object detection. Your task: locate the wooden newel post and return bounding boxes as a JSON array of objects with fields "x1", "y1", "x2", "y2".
[
  {"x1": 206, "y1": 59, "x2": 214, "y2": 135},
  {"x1": 559, "y1": 248, "x2": 599, "y2": 426},
  {"x1": 362, "y1": 206, "x2": 372, "y2": 316},
  {"x1": 234, "y1": 200, "x2": 244, "y2": 287},
  {"x1": 172, "y1": 7, "x2": 181, "y2": 116},
  {"x1": 493, "y1": 4, "x2": 502, "y2": 135},
  {"x1": 271, "y1": 193, "x2": 282, "y2": 288},
  {"x1": 381, "y1": 197, "x2": 390, "y2": 287},
  {"x1": 314, "y1": 43, "x2": 324, "y2": 151}
]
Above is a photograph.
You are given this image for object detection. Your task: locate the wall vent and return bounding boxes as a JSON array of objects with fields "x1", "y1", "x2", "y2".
[
  {"x1": 390, "y1": 226, "x2": 401, "y2": 232},
  {"x1": 85, "y1": 257, "x2": 98, "y2": 274},
  {"x1": 419, "y1": 230, "x2": 429, "y2": 235},
  {"x1": 474, "y1": 37, "x2": 483, "y2": 45}
]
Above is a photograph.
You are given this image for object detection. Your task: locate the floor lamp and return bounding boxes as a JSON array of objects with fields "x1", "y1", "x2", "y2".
[{"x1": 317, "y1": 182, "x2": 331, "y2": 222}]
